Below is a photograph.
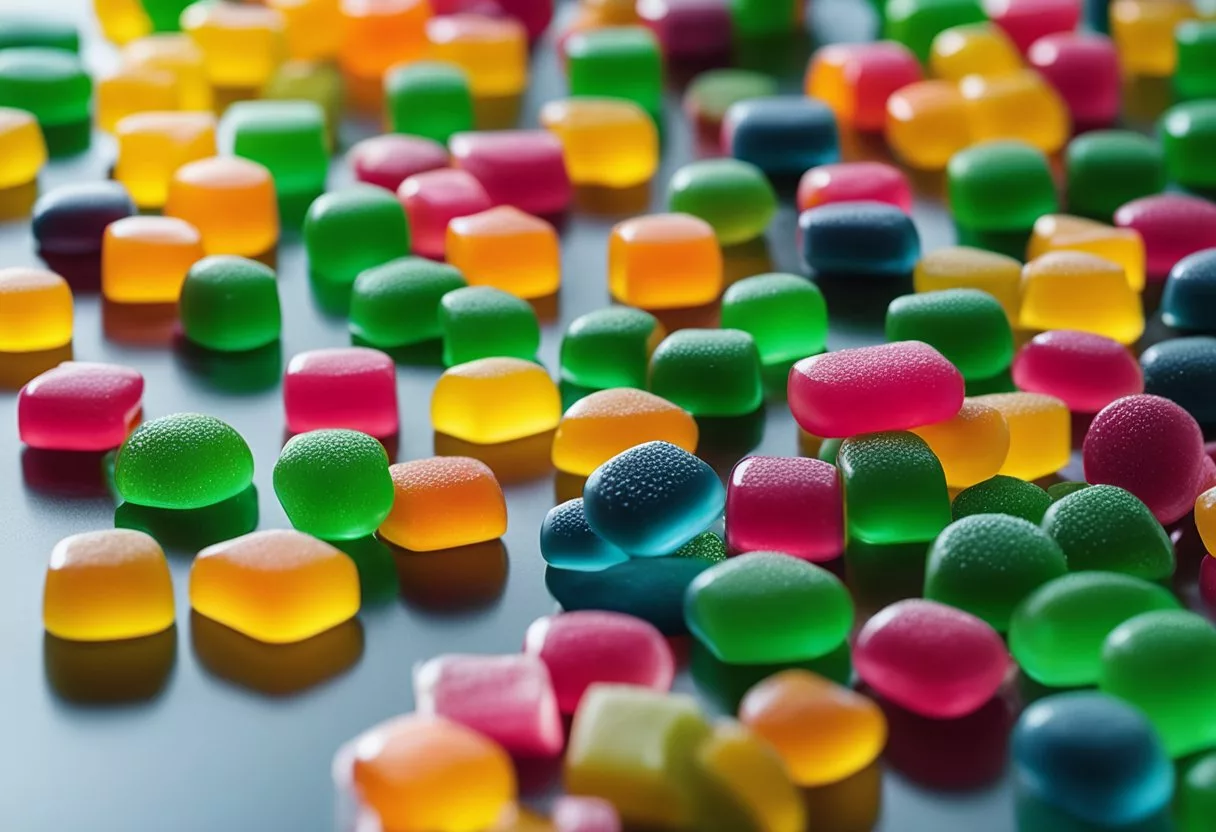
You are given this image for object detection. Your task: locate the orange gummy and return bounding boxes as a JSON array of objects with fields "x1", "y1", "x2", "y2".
[
  {"x1": 164, "y1": 156, "x2": 280, "y2": 257},
  {"x1": 379, "y1": 456, "x2": 507, "y2": 551},
  {"x1": 912, "y1": 399, "x2": 1011, "y2": 489},
  {"x1": 102, "y1": 216, "x2": 205, "y2": 304},
  {"x1": 551, "y1": 388, "x2": 698, "y2": 477},
  {"x1": 446, "y1": 206, "x2": 560, "y2": 300},
  {"x1": 339, "y1": 0, "x2": 432, "y2": 82},
  {"x1": 609, "y1": 213, "x2": 723, "y2": 309}
]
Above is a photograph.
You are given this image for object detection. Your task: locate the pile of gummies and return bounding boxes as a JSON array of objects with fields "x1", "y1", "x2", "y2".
[{"x1": 5, "y1": 0, "x2": 1216, "y2": 828}]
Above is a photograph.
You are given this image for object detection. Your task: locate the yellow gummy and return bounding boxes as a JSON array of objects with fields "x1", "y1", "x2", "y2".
[
  {"x1": 95, "y1": 66, "x2": 179, "y2": 134},
  {"x1": 1027, "y1": 214, "x2": 1146, "y2": 292},
  {"x1": 268, "y1": 0, "x2": 343, "y2": 61},
  {"x1": 1112, "y1": 0, "x2": 1193, "y2": 77},
  {"x1": 114, "y1": 111, "x2": 217, "y2": 209},
  {"x1": 1019, "y1": 252, "x2": 1145, "y2": 345},
  {"x1": 540, "y1": 97, "x2": 659, "y2": 188},
  {"x1": 94, "y1": 0, "x2": 152, "y2": 45},
  {"x1": 583, "y1": 0, "x2": 639, "y2": 24},
  {"x1": 609, "y1": 213, "x2": 723, "y2": 309},
  {"x1": 695, "y1": 721, "x2": 807, "y2": 832},
  {"x1": 43, "y1": 529, "x2": 174, "y2": 642},
  {"x1": 885, "y1": 80, "x2": 972, "y2": 170},
  {"x1": 164, "y1": 156, "x2": 280, "y2": 257},
  {"x1": 378, "y1": 456, "x2": 507, "y2": 552},
  {"x1": 960, "y1": 69, "x2": 1070, "y2": 154},
  {"x1": 122, "y1": 35, "x2": 213, "y2": 111},
  {"x1": 551, "y1": 387, "x2": 698, "y2": 477},
  {"x1": 426, "y1": 13, "x2": 529, "y2": 97},
  {"x1": 1196, "y1": 487, "x2": 1216, "y2": 554},
  {"x1": 431, "y1": 357, "x2": 563, "y2": 445},
  {"x1": 446, "y1": 206, "x2": 561, "y2": 300},
  {"x1": 971, "y1": 392, "x2": 1071, "y2": 481},
  {"x1": 102, "y1": 216, "x2": 205, "y2": 304},
  {"x1": 0, "y1": 267, "x2": 73, "y2": 352},
  {"x1": 0, "y1": 108, "x2": 47, "y2": 189},
  {"x1": 912, "y1": 399, "x2": 1011, "y2": 489},
  {"x1": 929, "y1": 23, "x2": 1023, "y2": 81},
  {"x1": 913, "y1": 246, "x2": 1023, "y2": 321},
  {"x1": 190, "y1": 529, "x2": 360, "y2": 644},
  {"x1": 182, "y1": 1, "x2": 286, "y2": 89}
]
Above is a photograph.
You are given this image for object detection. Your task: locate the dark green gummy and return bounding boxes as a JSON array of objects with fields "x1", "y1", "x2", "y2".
[
  {"x1": 180, "y1": 256, "x2": 281, "y2": 352},
  {"x1": 350, "y1": 257, "x2": 466, "y2": 348},
  {"x1": 0, "y1": 47, "x2": 91, "y2": 128},
  {"x1": 948, "y1": 140, "x2": 1059, "y2": 232},
  {"x1": 0, "y1": 16, "x2": 79, "y2": 52},
  {"x1": 838, "y1": 431, "x2": 951, "y2": 545},
  {"x1": 1065, "y1": 130, "x2": 1165, "y2": 220},
  {"x1": 675, "y1": 531, "x2": 727, "y2": 564},
  {"x1": 886, "y1": 289, "x2": 1013, "y2": 381},
  {"x1": 439, "y1": 286, "x2": 540, "y2": 367},
  {"x1": 1175, "y1": 21, "x2": 1216, "y2": 102},
  {"x1": 384, "y1": 61, "x2": 473, "y2": 144},
  {"x1": 1047, "y1": 481, "x2": 1090, "y2": 501},
  {"x1": 648, "y1": 328, "x2": 763, "y2": 417},
  {"x1": 720, "y1": 273, "x2": 828, "y2": 367},
  {"x1": 272, "y1": 429, "x2": 394, "y2": 540},
  {"x1": 1161, "y1": 100, "x2": 1216, "y2": 190},
  {"x1": 953, "y1": 475, "x2": 1053, "y2": 523},
  {"x1": 667, "y1": 159, "x2": 777, "y2": 245},
  {"x1": 114, "y1": 413, "x2": 254, "y2": 510},
  {"x1": 1041, "y1": 485, "x2": 1175, "y2": 581},
  {"x1": 560, "y1": 306, "x2": 662, "y2": 390},
  {"x1": 304, "y1": 185, "x2": 410, "y2": 285}
]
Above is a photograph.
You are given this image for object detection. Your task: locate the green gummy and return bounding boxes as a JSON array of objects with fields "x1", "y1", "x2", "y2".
[
  {"x1": 439, "y1": 285, "x2": 540, "y2": 366},
  {"x1": 838, "y1": 431, "x2": 951, "y2": 545},
  {"x1": 674, "y1": 531, "x2": 727, "y2": 564},
  {"x1": 115, "y1": 484, "x2": 259, "y2": 552},
  {"x1": 952, "y1": 475, "x2": 1052, "y2": 523},
  {"x1": 721, "y1": 273, "x2": 827, "y2": 367},
  {"x1": 885, "y1": 289, "x2": 1013, "y2": 381},
  {"x1": 684, "y1": 69, "x2": 778, "y2": 125},
  {"x1": 690, "y1": 640, "x2": 852, "y2": 714},
  {"x1": 1009, "y1": 571, "x2": 1181, "y2": 688},
  {"x1": 648, "y1": 328, "x2": 763, "y2": 417},
  {"x1": 883, "y1": 0, "x2": 987, "y2": 63},
  {"x1": 1161, "y1": 100, "x2": 1216, "y2": 190},
  {"x1": 0, "y1": 16, "x2": 79, "y2": 52},
  {"x1": 948, "y1": 140, "x2": 1059, "y2": 232},
  {"x1": 262, "y1": 61, "x2": 344, "y2": 142},
  {"x1": 560, "y1": 306, "x2": 662, "y2": 390},
  {"x1": 272, "y1": 429, "x2": 394, "y2": 540},
  {"x1": 114, "y1": 413, "x2": 254, "y2": 510},
  {"x1": 925, "y1": 513, "x2": 1068, "y2": 632},
  {"x1": 567, "y1": 27, "x2": 663, "y2": 121},
  {"x1": 1041, "y1": 485, "x2": 1175, "y2": 581},
  {"x1": 1065, "y1": 130, "x2": 1165, "y2": 221},
  {"x1": 180, "y1": 256, "x2": 281, "y2": 353},
  {"x1": 1175, "y1": 21, "x2": 1216, "y2": 101},
  {"x1": 223, "y1": 100, "x2": 329, "y2": 197},
  {"x1": 1047, "y1": 481, "x2": 1090, "y2": 501},
  {"x1": 0, "y1": 48, "x2": 90, "y2": 128},
  {"x1": 685, "y1": 551, "x2": 854, "y2": 664},
  {"x1": 384, "y1": 61, "x2": 473, "y2": 144},
  {"x1": 350, "y1": 257, "x2": 466, "y2": 348},
  {"x1": 667, "y1": 159, "x2": 777, "y2": 246},
  {"x1": 817, "y1": 437, "x2": 842, "y2": 464},
  {"x1": 304, "y1": 185, "x2": 410, "y2": 285},
  {"x1": 728, "y1": 0, "x2": 800, "y2": 36},
  {"x1": 142, "y1": 0, "x2": 194, "y2": 32},
  {"x1": 1178, "y1": 753, "x2": 1216, "y2": 832},
  {"x1": 1099, "y1": 610, "x2": 1216, "y2": 758}
]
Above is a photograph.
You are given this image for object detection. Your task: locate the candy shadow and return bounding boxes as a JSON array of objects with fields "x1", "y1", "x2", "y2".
[
  {"x1": 393, "y1": 538, "x2": 509, "y2": 615},
  {"x1": 22, "y1": 447, "x2": 111, "y2": 497},
  {"x1": 955, "y1": 225, "x2": 1033, "y2": 262},
  {"x1": 1015, "y1": 788, "x2": 1173, "y2": 832},
  {"x1": 39, "y1": 251, "x2": 101, "y2": 293},
  {"x1": 0, "y1": 343, "x2": 72, "y2": 390},
  {"x1": 473, "y1": 93, "x2": 523, "y2": 131},
  {"x1": 554, "y1": 470, "x2": 587, "y2": 504},
  {"x1": 696, "y1": 406, "x2": 766, "y2": 472},
  {"x1": 42, "y1": 119, "x2": 91, "y2": 158},
  {"x1": 114, "y1": 484, "x2": 259, "y2": 554},
  {"x1": 722, "y1": 237, "x2": 774, "y2": 287},
  {"x1": 44, "y1": 626, "x2": 176, "y2": 706},
  {"x1": 845, "y1": 537, "x2": 929, "y2": 618},
  {"x1": 560, "y1": 379, "x2": 599, "y2": 410},
  {"x1": 102, "y1": 300, "x2": 179, "y2": 347},
  {"x1": 0, "y1": 179, "x2": 38, "y2": 221},
  {"x1": 174, "y1": 335, "x2": 283, "y2": 394},
  {"x1": 433, "y1": 429, "x2": 556, "y2": 484},
  {"x1": 309, "y1": 271, "x2": 353, "y2": 317},
  {"x1": 331, "y1": 536, "x2": 400, "y2": 606},
  {"x1": 813, "y1": 273, "x2": 910, "y2": 339},
  {"x1": 1121, "y1": 76, "x2": 1173, "y2": 131},
  {"x1": 966, "y1": 369, "x2": 1016, "y2": 397},
  {"x1": 651, "y1": 300, "x2": 722, "y2": 332},
  {"x1": 802, "y1": 758, "x2": 883, "y2": 832},
  {"x1": 352, "y1": 335, "x2": 445, "y2": 368},
  {"x1": 690, "y1": 640, "x2": 853, "y2": 714},
  {"x1": 572, "y1": 182, "x2": 651, "y2": 216},
  {"x1": 545, "y1": 556, "x2": 712, "y2": 636},
  {"x1": 191, "y1": 612, "x2": 364, "y2": 697}
]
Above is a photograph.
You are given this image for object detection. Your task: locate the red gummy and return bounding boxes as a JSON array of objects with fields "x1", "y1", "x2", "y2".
[
  {"x1": 1115, "y1": 195, "x2": 1216, "y2": 283},
  {"x1": 432, "y1": 0, "x2": 508, "y2": 15},
  {"x1": 450, "y1": 130, "x2": 572, "y2": 216},
  {"x1": 725, "y1": 455, "x2": 844, "y2": 562},
  {"x1": 637, "y1": 0, "x2": 732, "y2": 61},
  {"x1": 809, "y1": 41, "x2": 923, "y2": 132},
  {"x1": 1028, "y1": 33, "x2": 1120, "y2": 129},
  {"x1": 490, "y1": 0, "x2": 552, "y2": 40},
  {"x1": 414, "y1": 653, "x2": 564, "y2": 758},
  {"x1": 854, "y1": 599, "x2": 1011, "y2": 720},
  {"x1": 1083, "y1": 394, "x2": 1206, "y2": 525},
  {"x1": 398, "y1": 168, "x2": 493, "y2": 260},
  {"x1": 283, "y1": 347, "x2": 399, "y2": 438},
  {"x1": 18, "y1": 361, "x2": 143, "y2": 451},
  {"x1": 522, "y1": 611, "x2": 675, "y2": 714},
  {"x1": 989, "y1": 0, "x2": 1082, "y2": 53},
  {"x1": 788, "y1": 341, "x2": 965, "y2": 438},
  {"x1": 1011, "y1": 330, "x2": 1143, "y2": 413},
  {"x1": 797, "y1": 161, "x2": 913, "y2": 214},
  {"x1": 552, "y1": 796, "x2": 623, "y2": 832},
  {"x1": 347, "y1": 134, "x2": 450, "y2": 192},
  {"x1": 1201, "y1": 555, "x2": 1216, "y2": 608}
]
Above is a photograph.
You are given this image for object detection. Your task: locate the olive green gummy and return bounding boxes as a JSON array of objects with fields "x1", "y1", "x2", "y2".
[{"x1": 115, "y1": 413, "x2": 254, "y2": 510}]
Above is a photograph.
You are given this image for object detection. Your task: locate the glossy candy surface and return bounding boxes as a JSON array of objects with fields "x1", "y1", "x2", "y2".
[
  {"x1": 273, "y1": 429, "x2": 394, "y2": 540},
  {"x1": 667, "y1": 159, "x2": 776, "y2": 246},
  {"x1": 540, "y1": 499, "x2": 628, "y2": 573},
  {"x1": 19, "y1": 361, "x2": 143, "y2": 451},
  {"x1": 348, "y1": 134, "x2": 448, "y2": 192},
  {"x1": 609, "y1": 213, "x2": 722, "y2": 310},
  {"x1": 447, "y1": 206, "x2": 560, "y2": 300},
  {"x1": 0, "y1": 107, "x2": 46, "y2": 188},
  {"x1": 350, "y1": 258, "x2": 465, "y2": 349},
  {"x1": 385, "y1": 62, "x2": 474, "y2": 144},
  {"x1": 221, "y1": 100, "x2": 328, "y2": 198},
  {"x1": 913, "y1": 246, "x2": 1022, "y2": 319},
  {"x1": 797, "y1": 161, "x2": 913, "y2": 214},
  {"x1": 304, "y1": 186, "x2": 410, "y2": 286},
  {"x1": 886, "y1": 289, "x2": 1013, "y2": 381},
  {"x1": 284, "y1": 348, "x2": 398, "y2": 438},
  {"x1": 1065, "y1": 130, "x2": 1164, "y2": 221},
  {"x1": 720, "y1": 273, "x2": 827, "y2": 368},
  {"x1": 726, "y1": 456, "x2": 843, "y2": 562},
  {"x1": 541, "y1": 97, "x2": 658, "y2": 189},
  {"x1": 425, "y1": 13, "x2": 528, "y2": 97},
  {"x1": 948, "y1": 140, "x2": 1059, "y2": 231},
  {"x1": 799, "y1": 201, "x2": 921, "y2": 277},
  {"x1": 885, "y1": 80, "x2": 970, "y2": 170},
  {"x1": 379, "y1": 457, "x2": 507, "y2": 551},
  {"x1": 399, "y1": 168, "x2": 492, "y2": 260},
  {"x1": 1027, "y1": 214, "x2": 1146, "y2": 292},
  {"x1": 102, "y1": 216, "x2": 204, "y2": 304},
  {"x1": 838, "y1": 431, "x2": 952, "y2": 545},
  {"x1": 560, "y1": 307, "x2": 663, "y2": 390},
  {"x1": 971, "y1": 392, "x2": 1070, "y2": 481},
  {"x1": 0, "y1": 267, "x2": 73, "y2": 352},
  {"x1": 808, "y1": 42, "x2": 922, "y2": 133},
  {"x1": 1115, "y1": 195, "x2": 1216, "y2": 283},
  {"x1": 451, "y1": 129, "x2": 572, "y2": 216},
  {"x1": 551, "y1": 388, "x2": 697, "y2": 478},
  {"x1": 912, "y1": 400, "x2": 1010, "y2": 489},
  {"x1": 1162, "y1": 250, "x2": 1216, "y2": 332},
  {"x1": 114, "y1": 413, "x2": 253, "y2": 509},
  {"x1": 1029, "y1": 33, "x2": 1121, "y2": 129},
  {"x1": 1019, "y1": 253, "x2": 1144, "y2": 345},
  {"x1": 430, "y1": 357, "x2": 561, "y2": 444},
  {"x1": 164, "y1": 156, "x2": 279, "y2": 257}
]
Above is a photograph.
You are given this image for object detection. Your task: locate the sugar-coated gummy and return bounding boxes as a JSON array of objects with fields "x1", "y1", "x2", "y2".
[
  {"x1": 1115, "y1": 194, "x2": 1216, "y2": 283},
  {"x1": 551, "y1": 388, "x2": 698, "y2": 478},
  {"x1": 32, "y1": 181, "x2": 135, "y2": 256},
  {"x1": 541, "y1": 498, "x2": 630, "y2": 573},
  {"x1": 115, "y1": 413, "x2": 254, "y2": 510},
  {"x1": 886, "y1": 289, "x2": 1013, "y2": 381},
  {"x1": 682, "y1": 68, "x2": 777, "y2": 130},
  {"x1": 1140, "y1": 337, "x2": 1216, "y2": 424},
  {"x1": 283, "y1": 347, "x2": 399, "y2": 439},
  {"x1": 1040, "y1": 485, "x2": 1175, "y2": 581},
  {"x1": 1162, "y1": 249, "x2": 1216, "y2": 332},
  {"x1": 18, "y1": 361, "x2": 143, "y2": 451},
  {"x1": 911, "y1": 399, "x2": 1010, "y2": 489},
  {"x1": 450, "y1": 129, "x2": 572, "y2": 216},
  {"x1": 304, "y1": 185, "x2": 411, "y2": 285},
  {"x1": 1012, "y1": 330, "x2": 1143, "y2": 413},
  {"x1": 799, "y1": 200, "x2": 921, "y2": 277},
  {"x1": 179, "y1": 256, "x2": 281, "y2": 353},
  {"x1": 378, "y1": 456, "x2": 507, "y2": 552},
  {"x1": 347, "y1": 133, "x2": 449, "y2": 192},
  {"x1": 725, "y1": 455, "x2": 843, "y2": 562},
  {"x1": 384, "y1": 62, "x2": 474, "y2": 144},
  {"x1": 560, "y1": 306, "x2": 664, "y2": 390},
  {"x1": 1065, "y1": 130, "x2": 1165, "y2": 221},
  {"x1": 647, "y1": 329, "x2": 763, "y2": 417},
  {"x1": 439, "y1": 285, "x2": 540, "y2": 367},
  {"x1": 837, "y1": 431, "x2": 952, "y2": 545},
  {"x1": 722, "y1": 96, "x2": 839, "y2": 176},
  {"x1": 666, "y1": 159, "x2": 777, "y2": 246},
  {"x1": 720, "y1": 273, "x2": 828, "y2": 368},
  {"x1": 947, "y1": 140, "x2": 1059, "y2": 232},
  {"x1": 952, "y1": 476, "x2": 1052, "y2": 523},
  {"x1": 350, "y1": 258, "x2": 467, "y2": 349}
]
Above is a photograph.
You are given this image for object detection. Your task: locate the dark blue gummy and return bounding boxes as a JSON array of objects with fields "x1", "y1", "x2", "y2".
[
  {"x1": 800, "y1": 200, "x2": 922, "y2": 277},
  {"x1": 725, "y1": 96, "x2": 839, "y2": 176},
  {"x1": 1161, "y1": 250, "x2": 1216, "y2": 332},
  {"x1": 540, "y1": 498, "x2": 629, "y2": 572},
  {"x1": 32, "y1": 181, "x2": 135, "y2": 256},
  {"x1": 1140, "y1": 336, "x2": 1216, "y2": 424},
  {"x1": 545, "y1": 556, "x2": 711, "y2": 635}
]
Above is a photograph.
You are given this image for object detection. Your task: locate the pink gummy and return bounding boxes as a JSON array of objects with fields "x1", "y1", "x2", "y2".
[
  {"x1": 989, "y1": 0, "x2": 1081, "y2": 53},
  {"x1": 450, "y1": 130, "x2": 572, "y2": 217},
  {"x1": 552, "y1": 796, "x2": 623, "y2": 832},
  {"x1": 811, "y1": 41, "x2": 923, "y2": 132},
  {"x1": 414, "y1": 653, "x2": 564, "y2": 758},
  {"x1": 797, "y1": 161, "x2": 913, "y2": 214},
  {"x1": 398, "y1": 168, "x2": 493, "y2": 260},
  {"x1": 725, "y1": 455, "x2": 844, "y2": 562},
  {"x1": 1115, "y1": 195, "x2": 1216, "y2": 282},
  {"x1": 431, "y1": 0, "x2": 508, "y2": 15},
  {"x1": 1083, "y1": 394, "x2": 1206, "y2": 525},
  {"x1": 1011, "y1": 330, "x2": 1143, "y2": 413},
  {"x1": 347, "y1": 134, "x2": 450, "y2": 192},
  {"x1": 18, "y1": 361, "x2": 143, "y2": 451},
  {"x1": 787, "y1": 341, "x2": 965, "y2": 438},
  {"x1": 283, "y1": 347, "x2": 399, "y2": 438},
  {"x1": 523, "y1": 611, "x2": 675, "y2": 714},
  {"x1": 854, "y1": 599, "x2": 1011, "y2": 720},
  {"x1": 1201, "y1": 555, "x2": 1216, "y2": 609},
  {"x1": 637, "y1": 0, "x2": 732, "y2": 61},
  {"x1": 485, "y1": 0, "x2": 552, "y2": 40},
  {"x1": 1028, "y1": 33, "x2": 1120, "y2": 129}
]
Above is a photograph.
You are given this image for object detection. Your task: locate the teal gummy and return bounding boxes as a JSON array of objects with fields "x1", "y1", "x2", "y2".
[
  {"x1": 948, "y1": 140, "x2": 1059, "y2": 232},
  {"x1": 567, "y1": 26, "x2": 663, "y2": 121},
  {"x1": 222, "y1": 100, "x2": 329, "y2": 197},
  {"x1": 1175, "y1": 21, "x2": 1216, "y2": 101},
  {"x1": 838, "y1": 431, "x2": 952, "y2": 545},
  {"x1": 886, "y1": 289, "x2": 1013, "y2": 381},
  {"x1": 540, "y1": 498, "x2": 629, "y2": 573},
  {"x1": 273, "y1": 429, "x2": 394, "y2": 540},
  {"x1": 439, "y1": 285, "x2": 540, "y2": 367},
  {"x1": 0, "y1": 48, "x2": 90, "y2": 129},
  {"x1": 304, "y1": 185, "x2": 410, "y2": 285},
  {"x1": 560, "y1": 306, "x2": 663, "y2": 390},
  {"x1": 884, "y1": 0, "x2": 987, "y2": 63},
  {"x1": 180, "y1": 256, "x2": 281, "y2": 353},
  {"x1": 115, "y1": 413, "x2": 254, "y2": 510},
  {"x1": 1160, "y1": 100, "x2": 1216, "y2": 190},
  {"x1": 721, "y1": 273, "x2": 827, "y2": 367},
  {"x1": 648, "y1": 328, "x2": 763, "y2": 417},
  {"x1": 1065, "y1": 131, "x2": 1165, "y2": 220},
  {"x1": 0, "y1": 15, "x2": 79, "y2": 52},
  {"x1": 952, "y1": 475, "x2": 1052, "y2": 523},
  {"x1": 1041, "y1": 485, "x2": 1174, "y2": 581},
  {"x1": 384, "y1": 61, "x2": 474, "y2": 144},
  {"x1": 667, "y1": 159, "x2": 777, "y2": 245},
  {"x1": 351, "y1": 257, "x2": 466, "y2": 348}
]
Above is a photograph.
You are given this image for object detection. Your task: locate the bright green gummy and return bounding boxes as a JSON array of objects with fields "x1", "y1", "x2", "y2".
[
  {"x1": 1176, "y1": 21, "x2": 1216, "y2": 101},
  {"x1": 0, "y1": 16, "x2": 79, "y2": 52},
  {"x1": 223, "y1": 100, "x2": 329, "y2": 198},
  {"x1": 674, "y1": 531, "x2": 727, "y2": 564},
  {"x1": 818, "y1": 437, "x2": 842, "y2": 464},
  {"x1": 667, "y1": 159, "x2": 777, "y2": 246},
  {"x1": 839, "y1": 432, "x2": 951, "y2": 544},
  {"x1": 925, "y1": 513, "x2": 1068, "y2": 632},
  {"x1": 0, "y1": 48, "x2": 90, "y2": 129},
  {"x1": 648, "y1": 329, "x2": 763, "y2": 417},
  {"x1": 1009, "y1": 571, "x2": 1181, "y2": 688},
  {"x1": 1099, "y1": 610, "x2": 1216, "y2": 758},
  {"x1": 729, "y1": 0, "x2": 800, "y2": 36},
  {"x1": 952, "y1": 475, "x2": 1052, "y2": 523},
  {"x1": 721, "y1": 274, "x2": 827, "y2": 368},
  {"x1": 304, "y1": 185, "x2": 410, "y2": 285},
  {"x1": 439, "y1": 286, "x2": 539, "y2": 367},
  {"x1": 883, "y1": 0, "x2": 987, "y2": 63},
  {"x1": 350, "y1": 257, "x2": 466, "y2": 348},
  {"x1": 1161, "y1": 100, "x2": 1216, "y2": 190},
  {"x1": 142, "y1": 0, "x2": 194, "y2": 32},
  {"x1": 272, "y1": 429, "x2": 394, "y2": 540},
  {"x1": 560, "y1": 306, "x2": 663, "y2": 390},
  {"x1": 115, "y1": 413, "x2": 254, "y2": 510},
  {"x1": 1041, "y1": 485, "x2": 1175, "y2": 581},
  {"x1": 684, "y1": 69, "x2": 778, "y2": 126},
  {"x1": 1178, "y1": 753, "x2": 1216, "y2": 832},
  {"x1": 1065, "y1": 131, "x2": 1165, "y2": 220},
  {"x1": 1047, "y1": 481, "x2": 1090, "y2": 501},
  {"x1": 384, "y1": 61, "x2": 473, "y2": 144},
  {"x1": 886, "y1": 289, "x2": 1013, "y2": 381},
  {"x1": 685, "y1": 551, "x2": 854, "y2": 664},
  {"x1": 948, "y1": 140, "x2": 1059, "y2": 232},
  {"x1": 567, "y1": 27, "x2": 663, "y2": 121},
  {"x1": 179, "y1": 256, "x2": 281, "y2": 352}
]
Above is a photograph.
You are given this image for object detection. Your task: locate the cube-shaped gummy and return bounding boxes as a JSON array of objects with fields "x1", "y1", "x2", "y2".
[
  {"x1": 726, "y1": 456, "x2": 844, "y2": 561},
  {"x1": 1027, "y1": 214, "x2": 1145, "y2": 291},
  {"x1": 164, "y1": 156, "x2": 280, "y2": 257},
  {"x1": 439, "y1": 285, "x2": 540, "y2": 366},
  {"x1": 304, "y1": 185, "x2": 410, "y2": 285},
  {"x1": 799, "y1": 201, "x2": 921, "y2": 277},
  {"x1": 609, "y1": 213, "x2": 723, "y2": 309},
  {"x1": 113, "y1": 111, "x2": 217, "y2": 209},
  {"x1": 1029, "y1": 33, "x2": 1121, "y2": 130},
  {"x1": 180, "y1": 0, "x2": 286, "y2": 88},
  {"x1": 1020, "y1": 252, "x2": 1144, "y2": 345},
  {"x1": 337, "y1": 0, "x2": 430, "y2": 82},
  {"x1": 960, "y1": 70, "x2": 1070, "y2": 155},
  {"x1": 425, "y1": 13, "x2": 529, "y2": 97},
  {"x1": 797, "y1": 161, "x2": 914, "y2": 214},
  {"x1": 566, "y1": 26, "x2": 663, "y2": 120},
  {"x1": 722, "y1": 96, "x2": 839, "y2": 176},
  {"x1": 885, "y1": 80, "x2": 971, "y2": 170},
  {"x1": 19, "y1": 361, "x2": 143, "y2": 451},
  {"x1": 430, "y1": 357, "x2": 562, "y2": 444},
  {"x1": 120, "y1": 33, "x2": 212, "y2": 111},
  {"x1": 972, "y1": 391, "x2": 1071, "y2": 480},
  {"x1": 348, "y1": 134, "x2": 449, "y2": 192},
  {"x1": 883, "y1": 0, "x2": 987, "y2": 62},
  {"x1": 180, "y1": 255, "x2": 281, "y2": 352},
  {"x1": 398, "y1": 168, "x2": 491, "y2": 260},
  {"x1": 948, "y1": 140, "x2": 1059, "y2": 232},
  {"x1": 0, "y1": 267, "x2": 73, "y2": 352},
  {"x1": 649, "y1": 329, "x2": 763, "y2": 417},
  {"x1": 284, "y1": 347, "x2": 399, "y2": 438},
  {"x1": 929, "y1": 23, "x2": 1022, "y2": 81},
  {"x1": 350, "y1": 257, "x2": 466, "y2": 348},
  {"x1": 384, "y1": 61, "x2": 474, "y2": 144},
  {"x1": 1110, "y1": 0, "x2": 1190, "y2": 77},
  {"x1": 560, "y1": 306, "x2": 665, "y2": 390},
  {"x1": 540, "y1": 97, "x2": 659, "y2": 188},
  {"x1": 552, "y1": 387, "x2": 699, "y2": 477},
  {"x1": 837, "y1": 431, "x2": 952, "y2": 545},
  {"x1": 220, "y1": 100, "x2": 328, "y2": 197},
  {"x1": 450, "y1": 129, "x2": 572, "y2": 216},
  {"x1": 1065, "y1": 130, "x2": 1164, "y2": 221},
  {"x1": 913, "y1": 246, "x2": 1022, "y2": 320},
  {"x1": 0, "y1": 48, "x2": 92, "y2": 136},
  {"x1": 447, "y1": 206, "x2": 560, "y2": 300},
  {"x1": 720, "y1": 273, "x2": 828, "y2": 367},
  {"x1": 807, "y1": 41, "x2": 923, "y2": 133},
  {"x1": 910, "y1": 398, "x2": 1010, "y2": 489},
  {"x1": 667, "y1": 159, "x2": 777, "y2": 246},
  {"x1": 1176, "y1": 21, "x2": 1216, "y2": 101},
  {"x1": 95, "y1": 65, "x2": 178, "y2": 134},
  {"x1": 886, "y1": 289, "x2": 1014, "y2": 381},
  {"x1": 1161, "y1": 101, "x2": 1216, "y2": 191},
  {"x1": 101, "y1": 216, "x2": 204, "y2": 304},
  {"x1": 0, "y1": 107, "x2": 46, "y2": 188},
  {"x1": 379, "y1": 456, "x2": 507, "y2": 551}
]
